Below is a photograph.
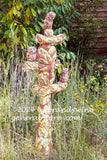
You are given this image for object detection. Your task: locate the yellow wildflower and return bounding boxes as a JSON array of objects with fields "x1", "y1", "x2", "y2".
[
  {"x1": 74, "y1": 93, "x2": 77, "y2": 96},
  {"x1": 90, "y1": 105, "x2": 93, "y2": 108},
  {"x1": 104, "y1": 77, "x2": 107, "y2": 80},
  {"x1": 91, "y1": 86, "x2": 94, "y2": 88},
  {"x1": 85, "y1": 89, "x2": 88, "y2": 91},
  {"x1": 99, "y1": 99, "x2": 101, "y2": 103},
  {"x1": 91, "y1": 77, "x2": 94, "y2": 81},
  {"x1": 79, "y1": 101, "x2": 82, "y2": 103},
  {"x1": 96, "y1": 104, "x2": 99, "y2": 107},
  {"x1": 82, "y1": 85, "x2": 85, "y2": 88},
  {"x1": 85, "y1": 84, "x2": 87, "y2": 86},
  {"x1": 2, "y1": 90, "x2": 6, "y2": 94},
  {"x1": 95, "y1": 87, "x2": 98, "y2": 91},
  {"x1": 96, "y1": 109, "x2": 99, "y2": 113},
  {"x1": 79, "y1": 87, "x2": 81, "y2": 89},
  {"x1": 81, "y1": 89, "x2": 84, "y2": 92},
  {"x1": 90, "y1": 105, "x2": 94, "y2": 111},
  {"x1": 75, "y1": 95, "x2": 80, "y2": 99},
  {"x1": 85, "y1": 99, "x2": 88, "y2": 103},
  {"x1": 101, "y1": 103, "x2": 104, "y2": 108}
]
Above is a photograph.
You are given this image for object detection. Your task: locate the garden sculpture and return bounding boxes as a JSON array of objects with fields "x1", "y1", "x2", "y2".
[{"x1": 22, "y1": 12, "x2": 68, "y2": 158}]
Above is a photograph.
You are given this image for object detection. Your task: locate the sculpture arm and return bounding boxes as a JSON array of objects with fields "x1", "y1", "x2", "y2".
[
  {"x1": 22, "y1": 61, "x2": 52, "y2": 72},
  {"x1": 36, "y1": 34, "x2": 66, "y2": 45},
  {"x1": 51, "y1": 82, "x2": 67, "y2": 94}
]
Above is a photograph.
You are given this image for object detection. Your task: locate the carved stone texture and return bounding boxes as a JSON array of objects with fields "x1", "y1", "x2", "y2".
[
  {"x1": 22, "y1": 12, "x2": 68, "y2": 158},
  {"x1": 60, "y1": 68, "x2": 68, "y2": 83},
  {"x1": 26, "y1": 47, "x2": 37, "y2": 62},
  {"x1": 43, "y1": 12, "x2": 56, "y2": 30}
]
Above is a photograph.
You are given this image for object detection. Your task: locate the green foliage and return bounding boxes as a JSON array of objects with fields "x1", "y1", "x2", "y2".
[
  {"x1": 0, "y1": 0, "x2": 79, "y2": 62},
  {"x1": 0, "y1": 0, "x2": 40, "y2": 60}
]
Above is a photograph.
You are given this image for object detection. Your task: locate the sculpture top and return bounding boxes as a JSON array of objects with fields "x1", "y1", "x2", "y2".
[
  {"x1": 36, "y1": 12, "x2": 66, "y2": 46},
  {"x1": 45, "y1": 12, "x2": 56, "y2": 21},
  {"x1": 43, "y1": 12, "x2": 56, "y2": 30}
]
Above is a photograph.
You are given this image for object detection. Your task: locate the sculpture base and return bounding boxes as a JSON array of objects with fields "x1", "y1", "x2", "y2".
[{"x1": 33, "y1": 70, "x2": 68, "y2": 158}]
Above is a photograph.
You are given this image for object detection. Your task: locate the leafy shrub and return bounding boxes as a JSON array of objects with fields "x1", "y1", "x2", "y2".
[{"x1": 0, "y1": 0, "x2": 79, "y2": 61}]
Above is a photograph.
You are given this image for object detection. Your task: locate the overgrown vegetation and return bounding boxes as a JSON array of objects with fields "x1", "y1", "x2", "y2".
[
  {"x1": 0, "y1": 59, "x2": 107, "y2": 159},
  {"x1": 0, "y1": 0, "x2": 79, "y2": 61}
]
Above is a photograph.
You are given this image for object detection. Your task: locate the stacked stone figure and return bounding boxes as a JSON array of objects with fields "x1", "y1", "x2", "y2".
[{"x1": 22, "y1": 12, "x2": 68, "y2": 158}]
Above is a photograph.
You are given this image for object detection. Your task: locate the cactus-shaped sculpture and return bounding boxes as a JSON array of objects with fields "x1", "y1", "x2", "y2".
[{"x1": 22, "y1": 12, "x2": 68, "y2": 158}]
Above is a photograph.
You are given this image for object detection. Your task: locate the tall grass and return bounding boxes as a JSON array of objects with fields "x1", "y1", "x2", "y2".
[{"x1": 0, "y1": 58, "x2": 107, "y2": 160}]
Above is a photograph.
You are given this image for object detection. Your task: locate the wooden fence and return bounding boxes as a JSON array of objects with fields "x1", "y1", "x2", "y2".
[{"x1": 90, "y1": 0, "x2": 107, "y2": 57}]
